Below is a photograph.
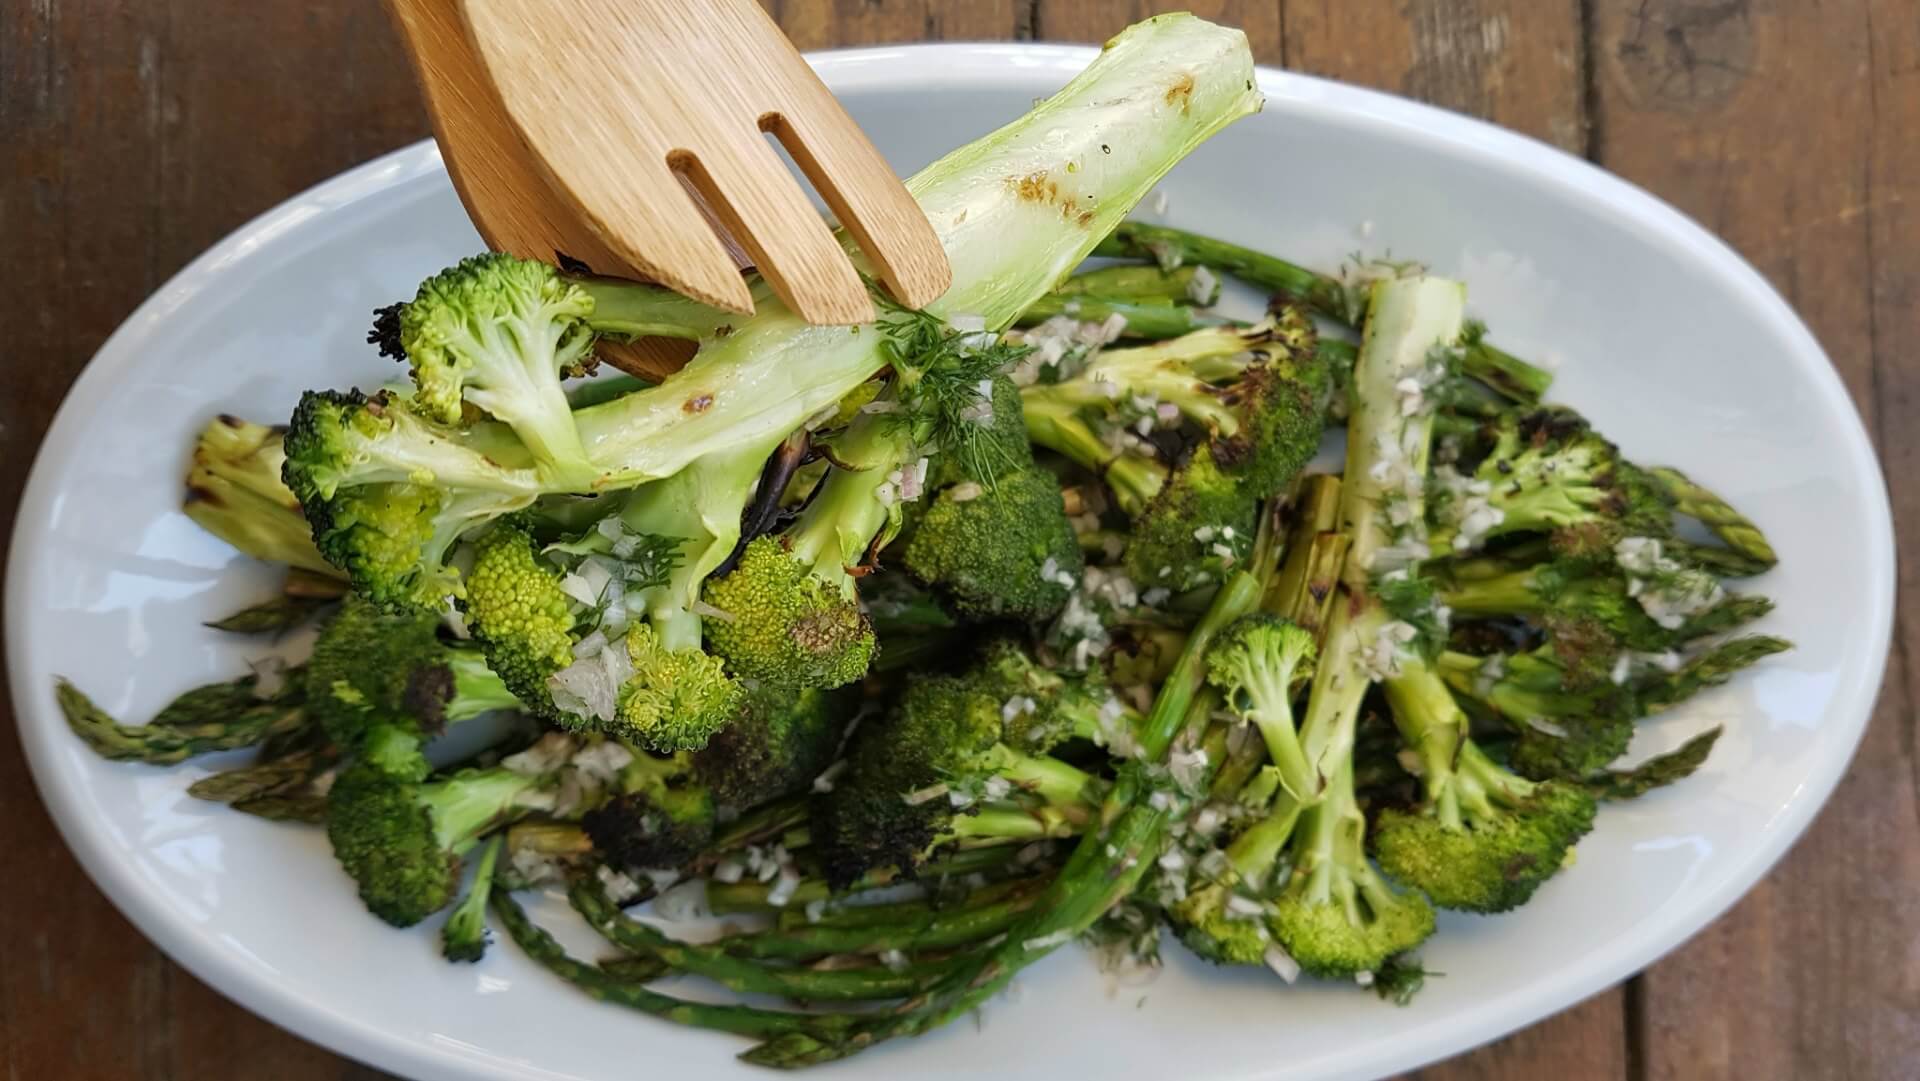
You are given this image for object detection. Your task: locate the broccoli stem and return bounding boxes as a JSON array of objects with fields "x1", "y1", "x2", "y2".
[
  {"x1": 490, "y1": 888, "x2": 858, "y2": 1041},
  {"x1": 441, "y1": 835, "x2": 502, "y2": 962},
  {"x1": 442, "y1": 649, "x2": 523, "y2": 721},
  {"x1": 1018, "y1": 295, "x2": 1217, "y2": 338},
  {"x1": 1381, "y1": 664, "x2": 1473, "y2": 830},
  {"x1": 1339, "y1": 276, "x2": 1467, "y2": 581},
  {"x1": 574, "y1": 275, "x2": 737, "y2": 341},
  {"x1": 420, "y1": 768, "x2": 551, "y2": 855},
  {"x1": 1019, "y1": 392, "x2": 1166, "y2": 514},
  {"x1": 571, "y1": 878, "x2": 965, "y2": 1002},
  {"x1": 1093, "y1": 222, "x2": 1551, "y2": 402},
  {"x1": 785, "y1": 410, "x2": 915, "y2": 593},
  {"x1": 946, "y1": 805, "x2": 1084, "y2": 843},
  {"x1": 1439, "y1": 567, "x2": 1547, "y2": 615},
  {"x1": 1056, "y1": 263, "x2": 1213, "y2": 303}
]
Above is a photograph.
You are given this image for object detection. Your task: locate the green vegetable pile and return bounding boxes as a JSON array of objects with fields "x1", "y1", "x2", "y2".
[{"x1": 61, "y1": 14, "x2": 1789, "y2": 1067}]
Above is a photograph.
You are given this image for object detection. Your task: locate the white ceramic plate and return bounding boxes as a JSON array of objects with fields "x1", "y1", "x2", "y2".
[{"x1": 9, "y1": 42, "x2": 1894, "y2": 1081}]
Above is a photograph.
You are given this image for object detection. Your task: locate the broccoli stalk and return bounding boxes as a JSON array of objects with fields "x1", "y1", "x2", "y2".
[
  {"x1": 441, "y1": 834, "x2": 504, "y2": 963},
  {"x1": 183, "y1": 414, "x2": 341, "y2": 576}
]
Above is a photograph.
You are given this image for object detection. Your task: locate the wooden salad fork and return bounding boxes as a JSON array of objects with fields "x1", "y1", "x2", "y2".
[{"x1": 385, "y1": 0, "x2": 951, "y2": 380}]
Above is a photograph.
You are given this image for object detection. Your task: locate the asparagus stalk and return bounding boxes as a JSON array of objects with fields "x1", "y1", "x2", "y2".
[
  {"x1": 1017, "y1": 294, "x2": 1219, "y2": 338},
  {"x1": 571, "y1": 879, "x2": 970, "y2": 1002},
  {"x1": 56, "y1": 674, "x2": 309, "y2": 764},
  {"x1": 1056, "y1": 263, "x2": 1217, "y2": 303},
  {"x1": 490, "y1": 889, "x2": 864, "y2": 1041},
  {"x1": 1094, "y1": 221, "x2": 1550, "y2": 402},
  {"x1": 1647, "y1": 465, "x2": 1778, "y2": 571}
]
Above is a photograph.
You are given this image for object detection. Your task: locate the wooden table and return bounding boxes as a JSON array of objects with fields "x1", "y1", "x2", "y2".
[{"x1": 1, "y1": 2, "x2": 1913, "y2": 1078}]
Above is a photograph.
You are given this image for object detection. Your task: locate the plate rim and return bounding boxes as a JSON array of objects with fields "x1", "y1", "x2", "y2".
[{"x1": 6, "y1": 40, "x2": 1896, "y2": 1081}]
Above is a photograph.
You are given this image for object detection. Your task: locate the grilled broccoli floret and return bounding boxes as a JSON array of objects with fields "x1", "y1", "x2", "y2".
[
  {"x1": 305, "y1": 594, "x2": 518, "y2": 757},
  {"x1": 614, "y1": 625, "x2": 742, "y2": 752},
  {"x1": 811, "y1": 670, "x2": 1102, "y2": 889},
  {"x1": 441, "y1": 834, "x2": 504, "y2": 963},
  {"x1": 702, "y1": 536, "x2": 875, "y2": 691},
  {"x1": 583, "y1": 749, "x2": 717, "y2": 872},
  {"x1": 380, "y1": 253, "x2": 600, "y2": 488},
  {"x1": 325, "y1": 743, "x2": 559, "y2": 926},
  {"x1": 1374, "y1": 666, "x2": 1596, "y2": 912},
  {"x1": 901, "y1": 466, "x2": 1082, "y2": 620},
  {"x1": 1436, "y1": 647, "x2": 1636, "y2": 780},
  {"x1": 1205, "y1": 615, "x2": 1318, "y2": 800},
  {"x1": 693, "y1": 684, "x2": 850, "y2": 810},
  {"x1": 1268, "y1": 760, "x2": 1436, "y2": 979},
  {"x1": 1021, "y1": 313, "x2": 1326, "y2": 590},
  {"x1": 182, "y1": 414, "x2": 340, "y2": 576},
  {"x1": 1429, "y1": 407, "x2": 1672, "y2": 556},
  {"x1": 282, "y1": 389, "x2": 541, "y2": 609}
]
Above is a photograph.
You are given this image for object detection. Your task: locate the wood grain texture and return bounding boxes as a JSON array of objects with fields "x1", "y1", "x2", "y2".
[
  {"x1": 0, "y1": 1, "x2": 1911, "y2": 1080},
  {"x1": 1589, "y1": 1, "x2": 1920, "y2": 1076}
]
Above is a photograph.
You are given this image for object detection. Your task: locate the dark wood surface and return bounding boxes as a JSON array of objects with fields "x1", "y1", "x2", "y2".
[{"x1": 1, "y1": 2, "x2": 1913, "y2": 1078}]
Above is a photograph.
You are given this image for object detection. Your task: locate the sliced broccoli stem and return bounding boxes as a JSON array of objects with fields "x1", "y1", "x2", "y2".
[
  {"x1": 618, "y1": 441, "x2": 775, "y2": 649},
  {"x1": 945, "y1": 806, "x2": 1083, "y2": 843},
  {"x1": 442, "y1": 649, "x2": 523, "y2": 721},
  {"x1": 420, "y1": 768, "x2": 549, "y2": 855},
  {"x1": 1338, "y1": 276, "x2": 1467, "y2": 581},
  {"x1": 575, "y1": 275, "x2": 737, "y2": 341}
]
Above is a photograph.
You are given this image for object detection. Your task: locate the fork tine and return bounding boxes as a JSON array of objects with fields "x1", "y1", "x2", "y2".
[
  {"x1": 680, "y1": 132, "x2": 875, "y2": 326},
  {"x1": 763, "y1": 107, "x2": 952, "y2": 312}
]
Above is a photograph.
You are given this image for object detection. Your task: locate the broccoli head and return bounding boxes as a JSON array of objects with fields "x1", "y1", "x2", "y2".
[
  {"x1": 1269, "y1": 762, "x2": 1435, "y2": 978},
  {"x1": 701, "y1": 536, "x2": 875, "y2": 691},
  {"x1": 1430, "y1": 407, "x2": 1672, "y2": 555},
  {"x1": 615, "y1": 625, "x2": 742, "y2": 752},
  {"x1": 282, "y1": 389, "x2": 540, "y2": 609},
  {"x1": 693, "y1": 683, "x2": 850, "y2": 810},
  {"x1": 382, "y1": 253, "x2": 599, "y2": 487},
  {"x1": 325, "y1": 750, "x2": 556, "y2": 927},
  {"x1": 1206, "y1": 615, "x2": 1318, "y2": 800},
  {"x1": 582, "y1": 750, "x2": 717, "y2": 872},
  {"x1": 901, "y1": 466, "x2": 1082, "y2": 621},
  {"x1": 306, "y1": 594, "x2": 519, "y2": 754},
  {"x1": 811, "y1": 671, "x2": 1099, "y2": 888}
]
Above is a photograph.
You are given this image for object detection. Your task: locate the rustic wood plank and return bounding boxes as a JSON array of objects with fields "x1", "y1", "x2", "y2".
[
  {"x1": 763, "y1": 0, "x2": 1025, "y2": 49},
  {"x1": 0, "y1": 0, "x2": 413, "y2": 1077},
  {"x1": 1271, "y1": 5, "x2": 1622, "y2": 1078},
  {"x1": 1033, "y1": 0, "x2": 1283, "y2": 63},
  {"x1": 1282, "y1": 0, "x2": 1588, "y2": 153},
  {"x1": 1588, "y1": 1, "x2": 1920, "y2": 1078}
]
